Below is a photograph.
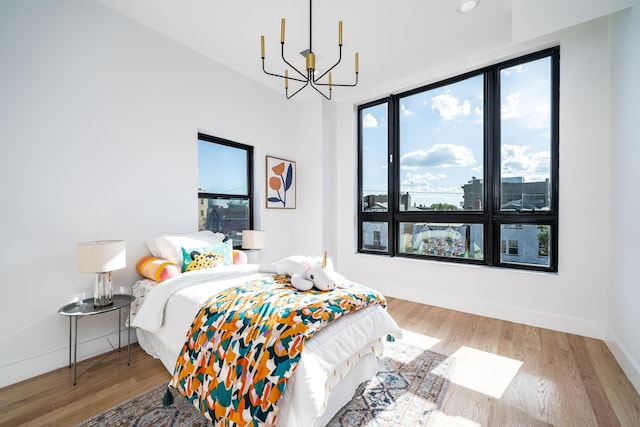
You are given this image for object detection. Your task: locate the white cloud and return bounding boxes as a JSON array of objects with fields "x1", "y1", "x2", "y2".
[
  {"x1": 474, "y1": 105, "x2": 484, "y2": 124},
  {"x1": 401, "y1": 103, "x2": 413, "y2": 116},
  {"x1": 401, "y1": 144, "x2": 476, "y2": 169},
  {"x1": 402, "y1": 172, "x2": 452, "y2": 191},
  {"x1": 501, "y1": 94, "x2": 520, "y2": 119},
  {"x1": 501, "y1": 144, "x2": 550, "y2": 182},
  {"x1": 501, "y1": 91, "x2": 550, "y2": 129},
  {"x1": 401, "y1": 173, "x2": 463, "y2": 206},
  {"x1": 500, "y1": 59, "x2": 552, "y2": 129},
  {"x1": 501, "y1": 64, "x2": 523, "y2": 77},
  {"x1": 362, "y1": 112, "x2": 379, "y2": 128},
  {"x1": 431, "y1": 93, "x2": 471, "y2": 121},
  {"x1": 403, "y1": 172, "x2": 446, "y2": 185}
]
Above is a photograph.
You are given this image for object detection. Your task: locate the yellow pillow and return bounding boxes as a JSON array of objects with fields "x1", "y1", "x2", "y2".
[
  {"x1": 136, "y1": 256, "x2": 180, "y2": 282},
  {"x1": 181, "y1": 241, "x2": 233, "y2": 272}
]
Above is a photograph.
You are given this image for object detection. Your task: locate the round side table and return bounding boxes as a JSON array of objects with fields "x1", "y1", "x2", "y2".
[{"x1": 58, "y1": 294, "x2": 135, "y2": 385}]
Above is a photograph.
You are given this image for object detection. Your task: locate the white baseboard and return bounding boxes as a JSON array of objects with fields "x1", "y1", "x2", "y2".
[
  {"x1": 385, "y1": 287, "x2": 606, "y2": 339},
  {"x1": 0, "y1": 329, "x2": 138, "y2": 388},
  {"x1": 604, "y1": 325, "x2": 640, "y2": 395}
]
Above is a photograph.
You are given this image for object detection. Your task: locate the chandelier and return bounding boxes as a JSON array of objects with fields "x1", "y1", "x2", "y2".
[{"x1": 260, "y1": 0, "x2": 359, "y2": 100}]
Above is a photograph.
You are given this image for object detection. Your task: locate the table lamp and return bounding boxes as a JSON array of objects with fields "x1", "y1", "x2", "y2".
[
  {"x1": 77, "y1": 240, "x2": 126, "y2": 307},
  {"x1": 241, "y1": 230, "x2": 266, "y2": 264},
  {"x1": 242, "y1": 230, "x2": 266, "y2": 250}
]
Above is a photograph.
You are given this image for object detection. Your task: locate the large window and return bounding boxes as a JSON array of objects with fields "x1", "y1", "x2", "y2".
[
  {"x1": 198, "y1": 133, "x2": 254, "y2": 248},
  {"x1": 358, "y1": 48, "x2": 559, "y2": 272}
]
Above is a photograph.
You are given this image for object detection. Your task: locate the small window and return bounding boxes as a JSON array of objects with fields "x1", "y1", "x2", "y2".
[
  {"x1": 361, "y1": 103, "x2": 389, "y2": 214},
  {"x1": 361, "y1": 221, "x2": 389, "y2": 252},
  {"x1": 197, "y1": 133, "x2": 254, "y2": 248},
  {"x1": 399, "y1": 222, "x2": 484, "y2": 260},
  {"x1": 500, "y1": 224, "x2": 551, "y2": 268}
]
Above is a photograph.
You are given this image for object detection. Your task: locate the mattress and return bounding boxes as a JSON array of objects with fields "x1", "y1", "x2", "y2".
[{"x1": 132, "y1": 264, "x2": 401, "y2": 426}]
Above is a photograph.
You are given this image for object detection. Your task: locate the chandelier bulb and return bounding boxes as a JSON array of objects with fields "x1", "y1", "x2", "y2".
[{"x1": 280, "y1": 18, "x2": 285, "y2": 43}]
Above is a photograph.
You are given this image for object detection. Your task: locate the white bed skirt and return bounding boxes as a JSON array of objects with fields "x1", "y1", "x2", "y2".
[{"x1": 137, "y1": 327, "x2": 379, "y2": 426}]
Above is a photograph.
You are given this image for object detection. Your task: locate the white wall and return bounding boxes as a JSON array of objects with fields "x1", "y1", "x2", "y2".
[
  {"x1": 0, "y1": 0, "x2": 296, "y2": 387},
  {"x1": 512, "y1": 0, "x2": 633, "y2": 42},
  {"x1": 332, "y1": 18, "x2": 613, "y2": 338},
  {"x1": 321, "y1": 101, "x2": 339, "y2": 261},
  {"x1": 2, "y1": 0, "x2": 638, "y2": 394},
  {"x1": 293, "y1": 98, "x2": 324, "y2": 255},
  {"x1": 607, "y1": 0, "x2": 640, "y2": 393}
]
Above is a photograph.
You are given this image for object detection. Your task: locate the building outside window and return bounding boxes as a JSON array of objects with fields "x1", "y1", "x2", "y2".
[
  {"x1": 358, "y1": 47, "x2": 559, "y2": 272},
  {"x1": 198, "y1": 133, "x2": 254, "y2": 248}
]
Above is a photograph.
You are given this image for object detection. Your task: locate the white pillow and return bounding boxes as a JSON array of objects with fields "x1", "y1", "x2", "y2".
[{"x1": 145, "y1": 231, "x2": 226, "y2": 266}]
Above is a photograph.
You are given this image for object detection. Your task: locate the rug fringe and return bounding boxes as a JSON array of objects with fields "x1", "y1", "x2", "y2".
[{"x1": 162, "y1": 387, "x2": 174, "y2": 407}]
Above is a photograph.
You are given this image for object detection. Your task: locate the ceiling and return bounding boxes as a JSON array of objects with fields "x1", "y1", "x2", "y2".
[{"x1": 95, "y1": 0, "x2": 518, "y2": 101}]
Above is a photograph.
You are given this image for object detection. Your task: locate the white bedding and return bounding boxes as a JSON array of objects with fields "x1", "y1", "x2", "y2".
[{"x1": 132, "y1": 264, "x2": 402, "y2": 426}]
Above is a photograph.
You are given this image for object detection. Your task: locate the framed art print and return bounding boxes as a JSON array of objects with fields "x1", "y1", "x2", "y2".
[{"x1": 266, "y1": 156, "x2": 296, "y2": 209}]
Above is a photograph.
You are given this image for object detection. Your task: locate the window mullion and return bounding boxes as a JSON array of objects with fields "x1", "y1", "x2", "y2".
[
  {"x1": 486, "y1": 68, "x2": 500, "y2": 266},
  {"x1": 389, "y1": 94, "x2": 399, "y2": 256}
]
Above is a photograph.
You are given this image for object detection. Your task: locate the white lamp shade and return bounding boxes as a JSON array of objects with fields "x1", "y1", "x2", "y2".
[
  {"x1": 242, "y1": 230, "x2": 266, "y2": 250},
  {"x1": 77, "y1": 240, "x2": 126, "y2": 273}
]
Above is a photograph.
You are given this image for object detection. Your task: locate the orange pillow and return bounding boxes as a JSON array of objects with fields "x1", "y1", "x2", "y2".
[{"x1": 136, "y1": 256, "x2": 180, "y2": 282}]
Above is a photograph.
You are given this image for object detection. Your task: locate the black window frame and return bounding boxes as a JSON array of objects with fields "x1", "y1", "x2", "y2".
[
  {"x1": 358, "y1": 47, "x2": 559, "y2": 272},
  {"x1": 197, "y1": 133, "x2": 254, "y2": 248}
]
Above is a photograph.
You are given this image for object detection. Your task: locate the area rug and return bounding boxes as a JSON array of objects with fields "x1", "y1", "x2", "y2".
[{"x1": 77, "y1": 340, "x2": 452, "y2": 427}]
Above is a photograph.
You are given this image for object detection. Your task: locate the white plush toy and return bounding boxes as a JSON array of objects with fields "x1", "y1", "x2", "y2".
[{"x1": 274, "y1": 252, "x2": 348, "y2": 291}]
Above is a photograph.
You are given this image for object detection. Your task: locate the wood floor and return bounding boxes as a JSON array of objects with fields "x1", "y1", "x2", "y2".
[{"x1": 1, "y1": 298, "x2": 639, "y2": 426}]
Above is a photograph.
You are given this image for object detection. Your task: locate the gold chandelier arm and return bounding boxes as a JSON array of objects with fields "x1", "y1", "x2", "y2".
[
  {"x1": 279, "y1": 43, "x2": 307, "y2": 80},
  {"x1": 314, "y1": 72, "x2": 359, "y2": 88},
  {"x1": 288, "y1": 70, "x2": 331, "y2": 100},
  {"x1": 308, "y1": 69, "x2": 332, "y2": 100},
  {"x1": 314, "y1": 48, "x2": 359, "y2": 87},
  {"x1": 262, "y1": 58, "x2": 307, "y2": 83},
  {"x1": 308, "y1": 81, "x2": 331, "y2": 100},
  {"x1": 313, "y1": 45, "x2": 342, "y2": 82},
  {"x1": 286, "y1": 80, "x2": 311, "y2": 99},
  {"x1": 260, "y1": 35, "x2": 307, "y2": 81}
]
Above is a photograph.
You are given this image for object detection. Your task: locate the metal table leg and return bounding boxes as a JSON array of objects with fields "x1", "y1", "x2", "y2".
[
  {"x1": 73, "y1": 316, "x2": 78, "y2": 385},
  {"x1": 68, "y1": 317, "x2": 72, "y2": 368},
  {"x1": 118, "y1": 308, "x2": 122, "y2": 351},
  {"x1": 127, "y1": 305, "x2": 131, "y2": 365}
]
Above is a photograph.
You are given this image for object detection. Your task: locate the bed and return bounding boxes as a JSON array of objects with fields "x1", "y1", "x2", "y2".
[{"x1": 131, "y1": 232, "x2": 402, "y2": 426}]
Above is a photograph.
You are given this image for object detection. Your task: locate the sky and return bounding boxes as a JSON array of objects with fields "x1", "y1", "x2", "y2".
[
  {"x1": 198, "y1": 140, "x2": 248, "y2": 199},
  {"x1": 362, "y1": 56, "x2": 552, "y2": 209}
]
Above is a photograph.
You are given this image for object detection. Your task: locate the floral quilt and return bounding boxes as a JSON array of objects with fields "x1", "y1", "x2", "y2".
[{"x1": 170, "y1": 275, "x2": 386, "y2": 426}]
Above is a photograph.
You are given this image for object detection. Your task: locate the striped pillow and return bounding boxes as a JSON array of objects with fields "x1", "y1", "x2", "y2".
[{"x1": 136, "y1": 256, "x2": 180, "y2": 282}]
